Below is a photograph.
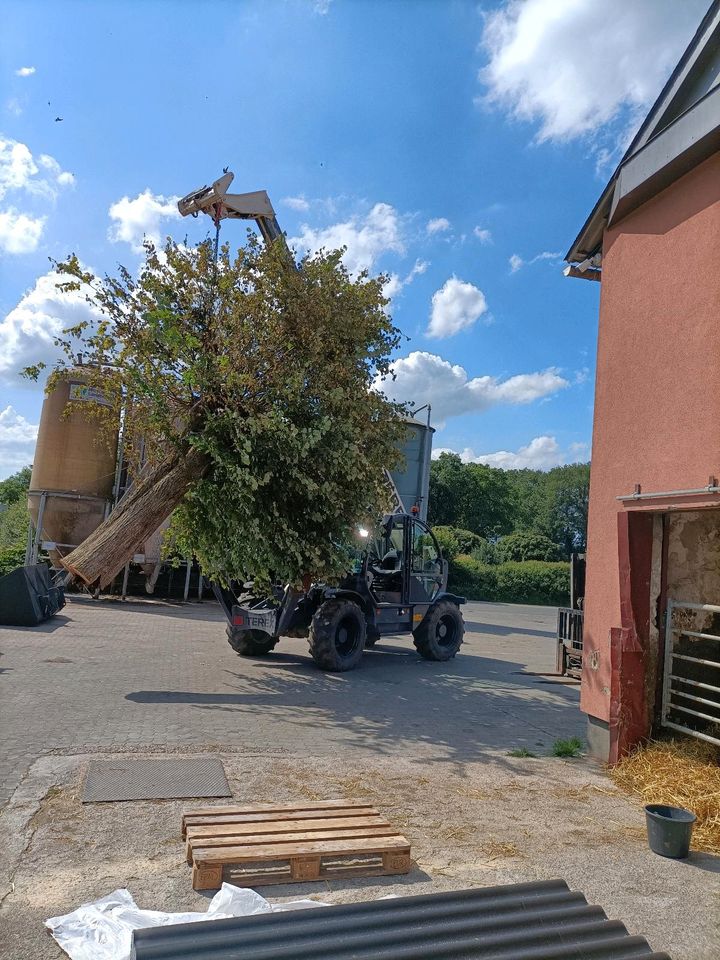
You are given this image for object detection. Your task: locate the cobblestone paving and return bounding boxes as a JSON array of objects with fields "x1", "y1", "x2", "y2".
[{"x1": 0, "y1": 596, "x2": 580, "y2": 806}]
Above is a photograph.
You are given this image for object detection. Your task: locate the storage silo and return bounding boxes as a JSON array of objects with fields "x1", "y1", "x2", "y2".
[
  {"x1": 28, "y1": 373, "x2": 119, "y2": 565},
  {"x1": 389, "y1": 417, "x2": 434, "y2": 521}
]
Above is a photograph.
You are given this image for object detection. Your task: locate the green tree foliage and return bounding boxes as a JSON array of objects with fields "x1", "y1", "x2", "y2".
[
  {"x1": 496, "y1": 531, "x2": 562, "y2": 563},
  {"x1": 539, "y1": 464, "x2": 590, "y2": 556},
  {"x1": 0, "y1": 466, "x2": 31, "y2": 505},
  {"x1": 431, "y1": 458, "x2": 590, "y2": 560},
  {"x1": 428, "y1": 452, "x2": 516, "y2": 538},
  {"x1": 26, "y1": 238, "x2": 408, "y2": 587},
  {"x1": 432, "y1": 525, "x2": 485, "y2": 560}
]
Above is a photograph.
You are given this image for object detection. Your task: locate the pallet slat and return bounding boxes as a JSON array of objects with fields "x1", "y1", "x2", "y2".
[
  {"x1": 186, "y1": 814, "x2": 389, "y2": 841},
  {"x1": 182, "y1": 802, "x2": 377, "y2": 837}
]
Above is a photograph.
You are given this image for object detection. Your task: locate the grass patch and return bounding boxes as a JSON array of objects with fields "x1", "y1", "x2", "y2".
[
  {"x1": 552, "y1": 737, "x2": 584, "y2": 758},
  {"x1": 507, "y1": 747, "x2": 536, "y2": 758}
]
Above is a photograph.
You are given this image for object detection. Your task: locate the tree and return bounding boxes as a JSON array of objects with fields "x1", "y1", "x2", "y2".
[
  {"x1": 428, "y1": 453, "x2": 516, "y2": 538},
  {"x1": 496, "y1": 531, "x2": 562, "y2": 563},
  {"x1": 0, "y1": 466, "x2": 31, "y2": 505},
  {"x1": 539, "y1": 464, "x2": 590, "y2": 556},
  {"x1": 26, "y1": 237, "x2": 408, "y2": 588}
]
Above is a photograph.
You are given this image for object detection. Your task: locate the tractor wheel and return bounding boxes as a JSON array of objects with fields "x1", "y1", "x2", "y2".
[
  {"x1": 308, "y1": 599, "x2": 366, "y2": 671},
  {"x1": 413, "y1": 601, "x2": 464, "y2": 661},
  {"x1": 226, "y1": 626, "x2": 278, "y2": 656}
]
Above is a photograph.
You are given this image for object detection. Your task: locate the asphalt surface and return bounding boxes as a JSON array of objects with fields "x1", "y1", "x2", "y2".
[{"x1": 0, "y1": 597, "x2": 580, "y2": 806}]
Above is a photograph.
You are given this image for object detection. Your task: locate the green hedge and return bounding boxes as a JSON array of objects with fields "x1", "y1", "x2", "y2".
[{"x1": 449, "y1": 555, "x2": 569, "y2": 606}]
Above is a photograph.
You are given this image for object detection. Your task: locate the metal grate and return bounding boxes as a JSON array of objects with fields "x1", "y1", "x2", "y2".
[
  {"x1": 83, "y1": 757, "x2": 230, "y2": 803},
  {"x1": 131, "y1": 879, "x2": 670, "y2": 959},
  {"x1": 662, "y1": 599, "x2": 720, "y2": 746}
]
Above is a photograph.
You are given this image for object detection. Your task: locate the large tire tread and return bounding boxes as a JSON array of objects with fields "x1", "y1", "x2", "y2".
[
  {"x1": 308, "y1": 598, "x2": 366, "y2": 671},
  {"x1": 226, "y1": 626, "x2": 279, "y2": 656},
  {"x1": 413, "y1": 600, "x2": 464, "y2": 661}
]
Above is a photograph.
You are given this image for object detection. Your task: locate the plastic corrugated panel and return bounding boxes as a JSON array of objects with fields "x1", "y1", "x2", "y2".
[{"x1": 131, "y1": 879, "x2": 671, "y2": 959}]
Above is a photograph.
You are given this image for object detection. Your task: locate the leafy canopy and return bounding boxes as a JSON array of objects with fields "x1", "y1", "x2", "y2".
[{"x1": 27, "y1": 236, "x2": 408, "y2": 586}]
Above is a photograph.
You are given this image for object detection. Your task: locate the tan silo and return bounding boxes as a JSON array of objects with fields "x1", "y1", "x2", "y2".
[{"x1": 28, "y1": 372, "x2": 119, "y2": 564}]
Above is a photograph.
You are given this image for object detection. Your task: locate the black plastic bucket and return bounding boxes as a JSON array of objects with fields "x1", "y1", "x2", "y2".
[{"x1": 645, "y1": 804, "x2": 696, "y2": 858}]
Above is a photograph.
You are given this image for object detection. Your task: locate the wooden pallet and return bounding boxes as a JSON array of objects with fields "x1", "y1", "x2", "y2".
[{"x1": 182, "y1": 800, "x2": 412, "y2": 891}]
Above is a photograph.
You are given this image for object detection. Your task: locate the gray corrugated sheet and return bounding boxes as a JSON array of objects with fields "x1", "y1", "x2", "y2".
[{"x1": 131, "y1": 879, "x2": 670, "y2": 959}]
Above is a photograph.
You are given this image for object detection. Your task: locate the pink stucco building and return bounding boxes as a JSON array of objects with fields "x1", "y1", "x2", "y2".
[{"x1": 565, "y1": 3, "x2": 720, "y2": 762}]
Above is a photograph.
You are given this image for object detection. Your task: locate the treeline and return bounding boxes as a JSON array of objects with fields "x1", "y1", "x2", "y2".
[
  {"x1": 428, "y1": 453, "x2": 590, "y2": 604},
  {"x1": 0, "y1": 467, "x2": 31, "y2": 576}
]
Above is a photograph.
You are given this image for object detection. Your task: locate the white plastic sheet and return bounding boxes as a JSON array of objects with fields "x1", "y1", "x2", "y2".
[{"x1": 45, "y1": 883, "x2": 328, "y2": 960}]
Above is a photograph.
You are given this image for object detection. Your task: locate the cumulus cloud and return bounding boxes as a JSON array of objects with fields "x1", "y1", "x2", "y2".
[
  {"x1": 15, "y1": 66, "x2": 36, "y2": 77},
  {"x1": 0, "y1": 406, "x2": 38, "y2": 476},
  {"x1": 426, "y1": 217, "x2": 451, "y2": 235},
  {"x1": 0, "y1": 136, "x2": 73, "y2": 201},
  {"x1": 283, "y1": 195, "x2": 310, "y2": 212},
  {"x1": 473, "y1": 226, "x2": 492, "y2": 244},
  {"x1": 380, "y1": 351, "x2": 568, "y2": 425},
  {"x1": 0, "y1": 210, "x2": 45, "y2": 254},
  {"x1": 108, "y1": 189, "x2": 181, "y2": 252},
  {"x1": 289, "y1": 202, "x2": 405, "y2": 276},
  {"x1": 435, "y1": 435, "x2": 564, "y2": 470},
  {"x1": 479, "y1": 0, "x2": 705, "y2": 143},
  {"x1": 0, "y1": 137, "x2": 73, "y2": 253},
  {"x1": 0, "y1": 267, "x2": 102, "y2": 386},
  {"x1": 427, "y1": 277, "x2": 488, "y2": 338}
]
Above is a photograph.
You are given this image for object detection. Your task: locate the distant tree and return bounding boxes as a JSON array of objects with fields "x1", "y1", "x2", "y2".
[
  {"x1": 504, "y1": 468, "x2": 548, "y2": 532},
  {"x1": 496, "y1": 531, "x2": 562, "y2": 563},
  {"x1": 428, "y1": 453, "x2": 516, "y2": 538},
  {"x1": 432, "y1": 525, "x2": 485, "y2": 560},
  {"x1": 539, "y1": 464, "x2": 590, "y2": 557},
  {"x1": 0, "y1": 466, "x2": 31, "y2": 505}
]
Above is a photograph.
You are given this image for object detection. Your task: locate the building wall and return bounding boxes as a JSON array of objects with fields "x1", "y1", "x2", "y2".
[{"x1": 582, "y1": 152, "x2": 720, "y2": 758}]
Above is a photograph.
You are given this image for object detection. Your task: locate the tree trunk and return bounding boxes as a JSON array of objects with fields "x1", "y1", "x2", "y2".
[{"x1": 60, "y1": 447, "x2": 209, "y2": 588}]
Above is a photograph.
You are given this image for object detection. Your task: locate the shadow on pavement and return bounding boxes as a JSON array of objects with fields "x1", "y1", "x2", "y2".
[{"x1": 126, "y1": 640, "x2": 583, "y2": 767}]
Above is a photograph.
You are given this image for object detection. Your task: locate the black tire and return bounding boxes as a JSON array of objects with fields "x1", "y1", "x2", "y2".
[
  {"x1": 413, "y1": 600, "x2": 464, "y2": 661},
  {"x1": 308, "y1": 599, "x2": 366, "y2": 671},
  {"x1": 226, "y1": 626, "x2": 279, "y2": 656}
]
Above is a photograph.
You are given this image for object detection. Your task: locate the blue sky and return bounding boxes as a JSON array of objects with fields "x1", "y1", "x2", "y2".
[{"x1": 0, "y1": 0, "x2": 707, "y2": 479}]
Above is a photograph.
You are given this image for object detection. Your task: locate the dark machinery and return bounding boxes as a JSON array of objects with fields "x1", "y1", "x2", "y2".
[{"x1": 213, "y1": 512, "x2": 465, "y2": 671}]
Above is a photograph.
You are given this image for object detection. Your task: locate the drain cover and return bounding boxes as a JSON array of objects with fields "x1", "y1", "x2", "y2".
[{"x1": 83, "y1": 757, "x2": 231, "y2": 803}]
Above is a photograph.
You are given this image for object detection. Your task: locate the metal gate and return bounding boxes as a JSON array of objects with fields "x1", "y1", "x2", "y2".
[{"x1": 662, "y1": 599, "x2": 720, "y2": 746}]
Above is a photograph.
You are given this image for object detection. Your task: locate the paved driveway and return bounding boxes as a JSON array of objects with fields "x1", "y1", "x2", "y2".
[{"x1": 0, "y1": 597, "x2": 580, "y2": 806}]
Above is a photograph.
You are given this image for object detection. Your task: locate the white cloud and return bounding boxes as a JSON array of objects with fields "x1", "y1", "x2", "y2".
[
  {"x1": 509, "y1": 250, "x2": 562, "y2": 272},
  {"x1": 380, "y1": 351, "x2": 568, "y2": 425},
  {"x1": 473, "y1": 226, "x2": 492, "y2": 244},
  {"x1": 6, "y1": 98, "x2": 23, "y2": 116},
  {"x1": 384, "y1": 258, "x2": 429, "y2": 300},
  {"x1": 480, "y1": 0, "x2": 706, "y2": 143},
  {"x1": 0, "y1": 209, "x2": 45, "y2": 254},
  {"x1": 108, "y1": 189, "x2": 180, "y2": 252},
  {"x1": 283, "y1": 195, "x2": 310, "y2": 212},
  {"x1": 426, "y1": 217, "x2": 451, "y2": 235},
  {"x1": 435, "y1": 436, "x2": 564, "y2": 470},
  {"x1": 289, "y1": 202, "x2": 405, "y2": 276},
  {"x1": 0, "y1": 267, "x2": 102, "y2": 387},
  {"x1": 313, "y1": 0, "x2": 333, "y2": 12},
  {"x1": 0, "y1": 406, "x2": 38, "y2": 476},
  {"x1": 427, "y1": 277, "x2": 488, "y2": 338},
  {"x1": 0, "y1": 136, "x2": 74, "y2": 201},
  {"x1": 15, "y1": 66, "x2": 36, "y2": 77}
]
